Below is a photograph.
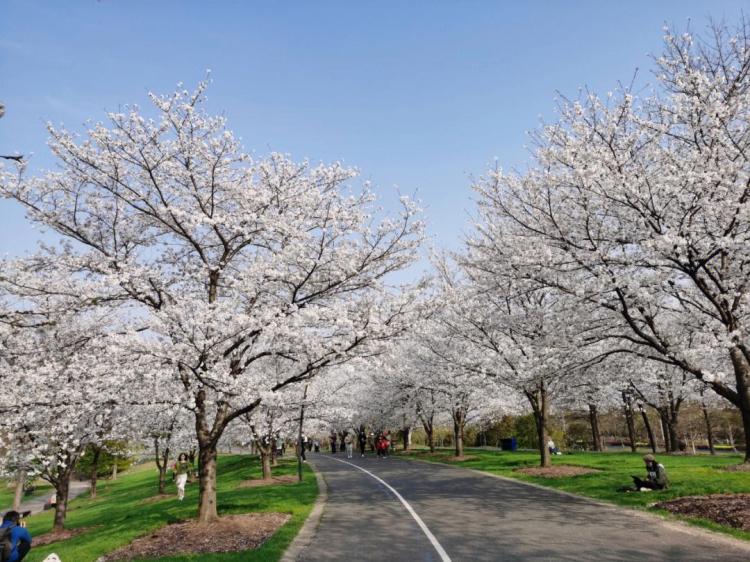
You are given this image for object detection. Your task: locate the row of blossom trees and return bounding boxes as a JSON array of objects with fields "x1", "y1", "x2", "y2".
[
  {"x1": 1, "y1": 20, "x2": 749, "y2": 539},
  {"x1": 360, "y1": 19, "x2": 750, "y2": 466},
  {"x1": 0, "y1": 81, "x2": 424, "y2": 525}
]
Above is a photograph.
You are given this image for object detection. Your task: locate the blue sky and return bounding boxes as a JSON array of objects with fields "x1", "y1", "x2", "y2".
[{"x1": 1, "y1": 1, "x2": 746, "y2": 274}]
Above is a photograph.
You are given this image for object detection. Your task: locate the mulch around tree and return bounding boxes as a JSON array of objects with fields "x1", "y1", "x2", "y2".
[
  {"x1": 446, "y1": 455, "x2": 479, "y2": 462},
  {"x1": 101, "y1": 513, "x2": 290, "y2": 561},
  {"x1": 655, "y1": 494, "x2": 750, "y2": 531},
  {"x1": 35, "y1": 526, "x2": 97, "y2": 546},
  {"x1": 515, "y1": 465, "x2": 600, "y2": 477},
  {"x1": 723, "y1": 463, "x2": 750, "y2": 472},
  {"x1": 239, "y1": 475, "x2": 298, "y2": 488}
]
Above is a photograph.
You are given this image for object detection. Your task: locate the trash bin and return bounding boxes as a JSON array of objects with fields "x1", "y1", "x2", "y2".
[{"x1": 500, "y1": 437, "x2": 517, "y2": 451}]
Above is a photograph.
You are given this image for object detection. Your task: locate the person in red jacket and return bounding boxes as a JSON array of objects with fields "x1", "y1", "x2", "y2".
[{"x1": 376, "y1": 433, "x2": 389, "y2": 458}]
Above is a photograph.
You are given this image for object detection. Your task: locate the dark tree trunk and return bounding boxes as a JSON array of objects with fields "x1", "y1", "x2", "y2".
[
  {"x1": 260, "y1": 449, "x2": 272, "y2": 480},
  {"x1": 701, "y1": 400, "x2": 716, "y2": 455},
  {"x1": 402, "y1": 426, "x2": 412, "y2": 451},
  {"x1": 154, "y1": 437, "x2": 171, "y2": 494},
  {"x1": 526, "y1": 382, "x2": 550, "y2": 468},
  {"x1": 737, "y1": 384, "x2": 750, "y2": 463},
  {"x1": 658, "y1": 403, "x2": 681, "y2": 453},
  {"x1": 728, "y1": 346, "x2": 750, "y2": 463},
  {"x1": 659, "y1": 411, "x2": 672, "y2": 452},
  {"x1": 452, "y1": 409, "x2": 465, "y2": 458},
  {"x1": 418, "y1": 407, "x2": 435, "y2": 453},
  {"x1": 52, "y1": 471, "x2": 72, "y2": 532},
  {"x1": 588, "y1": 403, "x2": 603, "y2": 452},
  {"x1": 197, "y1": 443, "x2": 218, "y2": 524},
  {"x1": 638, "y1": 403, "x2": 657, "y2": 454},
  {"x1": 90, "y1": 446, "x2": 101, "y2": 499},
  {"x1": 622, "y1": 391, "x2": 638, "y2": 452},
  {"x1": 297, "y1": 384, "x2": 308, "y2": 482}
]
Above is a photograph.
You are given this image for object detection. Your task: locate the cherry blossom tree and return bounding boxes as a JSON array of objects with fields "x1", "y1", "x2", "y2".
[
  {"x1": 471, "y1": 20, "x2": 750, "y2": 462},
  {"x1": 0, "y1": 81, "x2": 423, "y2": 522},
  {"x1": 0, "y1": 308, "x2": 132, "y2": 531}
]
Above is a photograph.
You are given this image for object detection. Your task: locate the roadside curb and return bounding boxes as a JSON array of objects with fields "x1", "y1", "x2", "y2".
[
  {"x1": 280, "y1": 462, "x2": 328, "y2": 562},
  {"x1": 400, "y1": 454, "x2": 750, "y2": 553}
]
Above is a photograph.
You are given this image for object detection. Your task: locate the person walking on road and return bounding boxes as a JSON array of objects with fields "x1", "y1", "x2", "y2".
[
  {"x1": 358, "y1": 430, "x2": 367, "y2": 457},
  {"x1": 330, "y1": 432, "x2": 338, "y2": 454},
  {"x1": 174, "y1": 453, "x2": 191, "y2": 501},
  {"x1": 376, "y1": 433, "x2": 389, "y2": 458},
  {"x1": 299, "y1": 434, "x2": 308, "y2": 463},
  {"x1": 344, "y1": 433, "x2": 354, "y2": 458}
]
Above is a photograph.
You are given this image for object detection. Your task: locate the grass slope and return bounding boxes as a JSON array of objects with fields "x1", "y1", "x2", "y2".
[
  {"x1": 24, "y1": 455, "x2": 317, "y2": 562},
  {"x1": 400, "y1": 448, "x2": 750, "y2": 541}
]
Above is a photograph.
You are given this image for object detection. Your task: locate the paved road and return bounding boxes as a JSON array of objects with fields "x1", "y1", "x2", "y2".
[
  {"x1": 295, "y1": 454, "x2": 750, "y2": 562},
  {"x1": 1, "y1": 480, "x2": 90, "y2": 516}
]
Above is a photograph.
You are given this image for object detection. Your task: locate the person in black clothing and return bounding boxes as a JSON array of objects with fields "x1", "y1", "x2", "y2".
[
  {"x1": 358, "y1": 430, "x2": 367, "y2": 457},
  {"x1": 330, "y1": 433, "x2": 338, "y2": 454}
]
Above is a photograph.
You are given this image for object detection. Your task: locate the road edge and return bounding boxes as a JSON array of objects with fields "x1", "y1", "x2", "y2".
[
  {"x1": 280, "y1": 462, "x2": 328, "y2": 562},
  {"x1": 399, "y1": 454, "x2": 750, "y2": 553}
]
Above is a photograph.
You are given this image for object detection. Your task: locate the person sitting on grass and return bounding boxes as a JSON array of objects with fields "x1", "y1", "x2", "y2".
[
  {"x1": 1, "y1": 510, "x2": 32, "y2": 562},
  {"x1": 631, "y1": 454, "x2": 669, "y2": 491}
]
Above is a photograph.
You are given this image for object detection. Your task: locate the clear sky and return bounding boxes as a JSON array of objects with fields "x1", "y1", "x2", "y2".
[{"x1": 1, "y1": 1, "x2": 747, "y2": 273}]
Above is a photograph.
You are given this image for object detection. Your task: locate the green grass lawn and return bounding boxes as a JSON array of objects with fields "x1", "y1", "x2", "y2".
[
  {"x1": 0, "y1": 479, "x2": 54, "y2": 509},
  {"x1": 399, "y1": 448, "x2": 750, "y2": 541},
  {"x1": 23, "y1": 455, "x2": 317, "y2": 562}
]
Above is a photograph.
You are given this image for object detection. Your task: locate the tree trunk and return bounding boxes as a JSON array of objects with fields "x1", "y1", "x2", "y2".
[
  {"x1": 452, "y1": 409, "x2": 465, "y2": 458},
  {"x1": 622, "y1": 392, "x2": 637, "y2": 452},
  {"x1": 526, "y1": 383, "x2": 550, "y2": 467},
  {"x1": 728, "y1": 346, "x2": 750, "y2": 463},
  {"x1": 728, "y1": 423, "x2": 738, "y2": 452},
  {"x1": 260, "y1": 447, "x2": 273, "y2": 480},
  {"x1": 402, "y1": 426, "x2": 412, "y2": 451},
  {"x1": 111, "y1": 461, "x2": 118, "y2": 481},
  {"x1": 197, "y1": 443, "x2": 219, "y2": 524},
  {"x1": 638, "y1": 404, "x2": 657, "y2": 454},
  {"x1": 158, "y1": 464, "x2": 168, "y2": 495},
  {"x1": 424, "y1": 422, "x2": 435, "y2": 453},
  {"x1": 12, "y1": 471, "x2": 24, "y2": 511},
  {"x1": 90, "y1": 446, "x2": 101, "y2": 499},
  {"x1": 659, "y1": 405, "x2": 680, "y2": 453},
  {"x1": 297, "y1": 384, "x2": 308, "y2": 482},
  {"x1": 52, "y1": 472, "x2": 71, "y2": 532},
  {"x1": 588, "y1": 403, "x2": 603, "y2": 452},
  {"x1": 154, "y1": 437, "x2": 170, "y2": 494},
  {"x1": 738, "y1": 405, "x2": 750, "y2": 463},
  {"x1": 659, "y1": 412, "x2": 672, "y2": 453},
  {"x1": 701, "y1": 399, "x2": 716, "y2": 455}
]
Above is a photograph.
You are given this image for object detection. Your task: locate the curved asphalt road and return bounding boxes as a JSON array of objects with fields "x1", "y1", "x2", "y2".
[{"x1": 295, "y1": 453, "x2": 749, "y2": 562}]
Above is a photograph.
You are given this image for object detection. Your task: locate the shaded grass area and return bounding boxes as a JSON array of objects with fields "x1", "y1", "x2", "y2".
[
  {"x1": 24, "y1": 455, "x2": 317, "y2": 562},
  {"x1": 0, "y1": 479, "x2": 54, "y2": 509},
  {"x1": 399, "y1": 448, "x2": 750, "y2": 541}
]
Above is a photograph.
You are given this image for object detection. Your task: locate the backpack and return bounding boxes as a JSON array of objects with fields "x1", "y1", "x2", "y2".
[{"x1": 1, "y1": 524, "x2": 15, "y2": 562}]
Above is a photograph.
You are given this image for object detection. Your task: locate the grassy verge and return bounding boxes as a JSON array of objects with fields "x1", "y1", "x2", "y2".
[
  {"x1": 24, "y1": 455, "x2": 318, "y2": 562},
  {"x1": 399, "y1": 448, "x2": 750, "y2": 541}
]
